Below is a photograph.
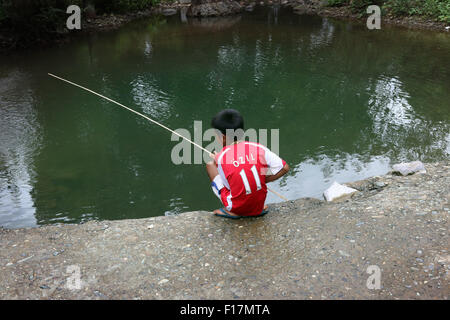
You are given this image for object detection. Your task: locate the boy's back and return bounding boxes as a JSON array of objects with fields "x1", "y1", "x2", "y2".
[
  {"x1": 215, "y1": 141, "x2": 286, "y2": 216},
  {"x1": 206, "y1": 108, "x2": 289, "y2": 218}
]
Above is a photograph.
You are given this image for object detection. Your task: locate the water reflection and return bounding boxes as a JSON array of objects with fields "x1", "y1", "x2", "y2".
[
  {"x1": 254, "y1": 39, "x2": 267, "y2": 85},
  {"x1": 369, "y1": 76, "x2": 414, "y2": 129},
  {"x1": 130, "y1": 75, "x2": 172, "y2": 120},
  {"x1": 0, "y1": 7, "x2": 449, "y2": 228},
  {"x1": 266, "y1": 154, "x2": 391, "y2": 203},
  {"x1": 0, "y1": 71, "x2": 41, "y2": 228},
  {"x1": 309, "y1": 18, "x2": 335, "y2": 50},
  {"x1": 165, "y1": 197, "x2": 189, "y2": 216},
  {"x1": 365, "y1": 75, "x2": 450, "y2": 160}
]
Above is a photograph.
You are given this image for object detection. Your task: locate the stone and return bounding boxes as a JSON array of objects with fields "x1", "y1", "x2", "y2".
[
  {"x1": 323, "y1": 182, "x2": 358, "y2": 202},
  {"x1": 162, "y1": 8, "x2": 178, "y2": 16},
  {"x1": 188, "y1": 1, "x2": 242, "y2": 17},
  {"x1": 339, "y1": 250, "x2": 350, "y2": 257},
  {"x1": 392, "y1": 161, "x2": 426, "y2": 176},
  {"x1": 245, "y1": 3, "x2": 255, "y2": 11},
  {"x1": 293, "y1": 5, "x2": 305, "y2": 14},
  {"x1": 374, "y1": 181, "x2": 386, "y2": 189}
]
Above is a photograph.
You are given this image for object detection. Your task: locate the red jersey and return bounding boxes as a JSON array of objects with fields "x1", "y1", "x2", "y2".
[{"x1": 214, "y1": 142, "x2": 286, "y2": 216}]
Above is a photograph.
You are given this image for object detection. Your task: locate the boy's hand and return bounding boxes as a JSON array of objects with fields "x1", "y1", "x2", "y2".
[
  {"x1": 209, "y1": 151, "x2": 218, "y2": 163},
  {"x1": 265, "y1": 163, "x2": 290, "y2": 183}
]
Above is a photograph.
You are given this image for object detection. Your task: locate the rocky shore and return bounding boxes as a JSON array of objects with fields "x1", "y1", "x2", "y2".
[
  {"x1": 1, "y1": 161, "x2": 448, "y2": 299},
  {"x1": 1, "y1": 0, "x2": 448, "y2": 52},
  {"x1": 154, "y1": 0, "x2": 450, "y2": 31}
]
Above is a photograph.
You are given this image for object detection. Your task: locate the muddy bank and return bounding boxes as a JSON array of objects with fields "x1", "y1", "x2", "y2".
[{"x1": 1, "y1": 161, "x2": 448, "y2": 299}]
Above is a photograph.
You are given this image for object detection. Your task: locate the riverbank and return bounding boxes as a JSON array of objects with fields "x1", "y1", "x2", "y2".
[
  {"x1": 289, "y1": 0, "x2": 450, "y2": 32},
  {"x1": 1, "y1": 1, "x2": 449, "y2": 53},
  {"x1": 1, "y1": 161, "x2": 448, "y2": 299},
  {"x1": 135, "y1": 0, "x2": 450, "y2": 32}
]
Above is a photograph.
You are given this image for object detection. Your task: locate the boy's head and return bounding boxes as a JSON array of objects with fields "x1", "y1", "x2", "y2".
[{"x1": 211, "y1": 109, "x2": 244, "y2": 146}]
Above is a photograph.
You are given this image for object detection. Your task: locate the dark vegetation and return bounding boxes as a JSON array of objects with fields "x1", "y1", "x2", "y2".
[
  {"x1": 0, "y1": 0, "x2": 158, "y2": 49},
  {"x1": 0, "y1": 0, "x2": 448, "y2": 50},
  {"x1": 327, "y1": 0, "x2": 450, "y2": 23}
]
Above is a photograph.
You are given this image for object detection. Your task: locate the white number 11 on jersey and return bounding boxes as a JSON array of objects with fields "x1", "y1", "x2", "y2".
[{"x1": 239, "y1": 165, "x2": 262, "y2": 195}]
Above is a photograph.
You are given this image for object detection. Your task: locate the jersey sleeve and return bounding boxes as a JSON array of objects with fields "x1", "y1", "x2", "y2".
[{"x1": 264, "y1": 148, "x2": 286, "y2": 175}]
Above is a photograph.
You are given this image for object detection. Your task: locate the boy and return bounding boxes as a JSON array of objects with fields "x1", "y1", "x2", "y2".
[{"x1": 206, "y1": 109, "x2": 289, "y2": 218}]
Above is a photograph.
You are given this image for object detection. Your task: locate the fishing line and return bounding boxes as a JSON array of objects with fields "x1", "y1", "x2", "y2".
[{"x1": 48, "y1": 73, "x2": 288, "y2": 201}]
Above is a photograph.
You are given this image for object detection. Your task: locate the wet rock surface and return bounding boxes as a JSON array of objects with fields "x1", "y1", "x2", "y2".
[
  {"x1": 0, "y1": 161, "x2": 448, "y2": 299},
  {"x1": 188, "y1": 0, "x2": 242, "y2": 17},
  {"x1": 393, "y1": 161, "x2": 426, "y2": 176},
  {"x1": 285, "y1": 0, "x2": 449, "y2": 32},
  {"x1": 323, "y1": 181, "x2": 358, "y2": 202}
]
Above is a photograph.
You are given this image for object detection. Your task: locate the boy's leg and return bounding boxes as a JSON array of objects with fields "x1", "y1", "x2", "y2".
[
  {"x1": 206, "y1": 161, "x2": 224, "y2": 200},
  {"x1": 206, "y1": 161, "x2": 240, "y2": 217}
]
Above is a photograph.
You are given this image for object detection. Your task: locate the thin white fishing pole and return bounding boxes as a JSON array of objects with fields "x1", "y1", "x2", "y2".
[
  {"x1": 48, "y1": 73, "x2": 288, "y2": 201},
  {"x1": 48, "y1": 73, "x2": 208, "y2": 154}
]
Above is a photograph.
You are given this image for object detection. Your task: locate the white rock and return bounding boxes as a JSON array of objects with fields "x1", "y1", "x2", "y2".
[
  {"x1": 323, "y1": 181, "x2": 358, "y2": 202},
  {"x1": 158, "y1": 279, "x2": 169, "y2": 285},
  {"x1": 392, "y1": 161, "x2": 426, "y2": 176},
  {"x1": 162, "y1": 8, "x2": 177, "y2": 16},
  {"x1": 339, "y1": 250, "x2": 350, "y2": 257}
]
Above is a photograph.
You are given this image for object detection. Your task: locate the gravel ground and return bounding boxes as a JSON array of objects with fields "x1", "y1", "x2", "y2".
[{"x1": 0, "y1": 161, "x2": 448, "y2": 299}]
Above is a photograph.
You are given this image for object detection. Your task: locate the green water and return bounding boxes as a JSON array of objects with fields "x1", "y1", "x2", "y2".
[{"x1": 1, "y1": 7, "x2": 449, "y2": 228}]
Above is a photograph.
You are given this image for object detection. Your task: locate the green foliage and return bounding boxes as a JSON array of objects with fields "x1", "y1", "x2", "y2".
[
  {"x1": 350, "y1": 0, "x2": 384, "y2": 13},
  {"x1": 326, "y1": 0, "x2": 349, "y2": 7},
  {"x1": 421, "y1": 0, "x2": 450, "y2": 23},
  {"x1": 383, "y1": 0, "x2": 414, "y2": 15},
  {"x1": 331, "y1": 0, "x2": 450, "y2": 22},
  {"x1": 383, "y1": 0, "x2": 450, "y2": 22},
  {"x1": 437, "y1": 1, "x2": 450, "y2": 22}
]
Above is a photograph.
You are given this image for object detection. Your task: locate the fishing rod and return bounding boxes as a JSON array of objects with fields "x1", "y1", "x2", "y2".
[{"x1": 47, "y1": 73, "x2": 288, "y2": 202}]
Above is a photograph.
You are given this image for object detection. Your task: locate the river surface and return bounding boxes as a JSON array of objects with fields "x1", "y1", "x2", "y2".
[{"x1": 1, "y1": 6, "x2": 449, "y2": 228}]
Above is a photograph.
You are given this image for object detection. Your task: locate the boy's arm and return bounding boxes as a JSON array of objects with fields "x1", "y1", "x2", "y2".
[
  {"x1": 263, "y1": 147, "x2": 289, "y2": 183},
  {"x1": 265, "y1": 163, "x2": 289, "y2": 183}
]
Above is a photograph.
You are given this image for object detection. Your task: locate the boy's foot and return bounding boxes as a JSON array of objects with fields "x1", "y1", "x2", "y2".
[
  {"x1": 213, "y1": 208, "x2": 242, "y2": 219},
  {"x1": 213, "y1": 206, "x2": 269, "y2": 219}
]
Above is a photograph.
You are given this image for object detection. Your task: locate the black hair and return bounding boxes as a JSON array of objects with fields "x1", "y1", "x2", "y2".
[{"x1": 211, "y1": 109, "x2": 244, "y2": 138}]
